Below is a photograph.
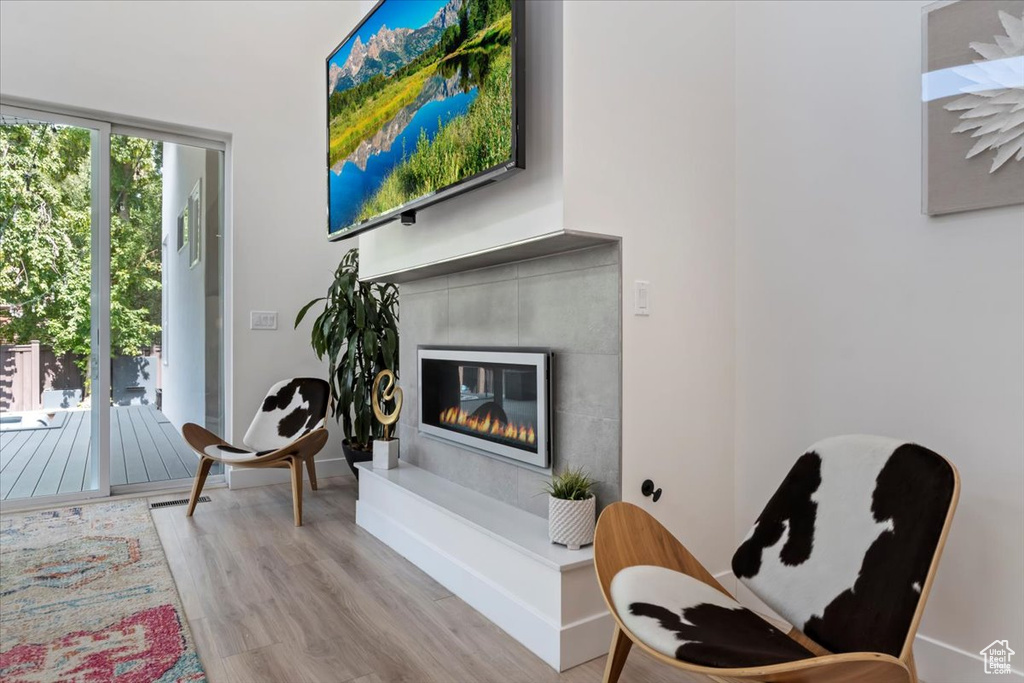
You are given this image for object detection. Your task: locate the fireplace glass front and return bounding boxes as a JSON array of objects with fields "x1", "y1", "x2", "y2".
[{"x1": 418, "y1": 348, "x2": 550, "y2": 468}]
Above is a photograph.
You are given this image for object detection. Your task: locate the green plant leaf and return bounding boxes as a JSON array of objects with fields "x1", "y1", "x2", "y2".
[
  {"x1": 363, "y1": 329, "x2": 377, "y2": 357},
  {"x1": 543, "y1": 466, "x2": 597, "y2": 501},
  {"x1": 355, "y1": 297, "x2": 365, "y2": 329},
  {"x1": 294, "y1": 297, "x2": 325, "y2": 328},
  {"x1": 381, "y1": 328, "x2": 396, "y2": 370}
]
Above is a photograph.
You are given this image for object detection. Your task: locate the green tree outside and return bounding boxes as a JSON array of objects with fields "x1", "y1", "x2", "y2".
[{"x1": 0, "y1": 123, "x2": 163, "y2": 388}]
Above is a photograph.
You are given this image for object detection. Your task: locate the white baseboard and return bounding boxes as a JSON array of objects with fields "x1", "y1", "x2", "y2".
[
  {"x1": 713, "y1": 569, "x2": 1023, "y2": 683},
  {"x1": 226, "y1": 457, "x2": 352, "y2": 489},
  {"x1": 561, "y1": 610, "x2": 616, "y2": 669}
]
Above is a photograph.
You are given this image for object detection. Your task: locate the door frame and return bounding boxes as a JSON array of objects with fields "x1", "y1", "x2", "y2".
[
  {"x1": 0, "y1": 99, "x2": 232, "y2": 511},
  {"x1": 0, "y1": 104, "x2": 112, "y2": 509}
]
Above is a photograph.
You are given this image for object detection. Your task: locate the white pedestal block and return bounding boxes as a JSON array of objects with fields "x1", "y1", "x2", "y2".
[
  {"x1": 355, "y1": 461, "x2": 611, "y2": 671},
  {"x1": 372, "y1": 439, "x2": 399, "y2": 469}
]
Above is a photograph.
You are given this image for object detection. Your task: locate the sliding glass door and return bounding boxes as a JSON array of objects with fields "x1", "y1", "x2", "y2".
[
  {"x1": 0, "y1": 107, "x2": 110, "y2": 505},
  {"x1": 107, "y1": 133, "x2": 226, "y2": 492},
  {"x1": 0, "y1": 104, "x2": 226, "y2": 507}
]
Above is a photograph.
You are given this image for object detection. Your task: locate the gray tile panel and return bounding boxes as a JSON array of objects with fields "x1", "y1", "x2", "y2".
[
  {"x1": 518, "y1": 265, "x2": 620, "y2": 354},
  {"x1": 447, "y1": 263, "x2": 518, "y2": 289},
  {"x1": 516, "y1": 243, "x2": 619, "y2": 279},
  {"x1": 395, "y1": 245, "x2": 622, "y2": 517},
  {"x1": 448, "y1": 280, "x2": 519, "y2": 347},
  {"x1": 398, "y1": 275, "x2": 449, "y2": 295},
  {"x1": 553, "y1": 353, "x2": 620, "y2": 421}
]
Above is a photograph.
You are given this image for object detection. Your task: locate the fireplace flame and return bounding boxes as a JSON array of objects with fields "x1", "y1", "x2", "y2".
[{"x1": 440, "y1": 407, "x2": 536, "y2": 446}]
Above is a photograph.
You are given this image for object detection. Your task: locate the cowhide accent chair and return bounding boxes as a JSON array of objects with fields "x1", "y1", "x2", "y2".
[
  {"x1": 594, "y1": 435, "x2": 959, "y2": 683},
  {"x1": 182, "y1": 378, "x2": 330, "y2": 527}
]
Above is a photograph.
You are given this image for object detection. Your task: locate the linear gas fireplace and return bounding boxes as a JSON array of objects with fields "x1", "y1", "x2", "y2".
[{"x1": 419, "y1": 347, "x2": 551, "y2": 468}]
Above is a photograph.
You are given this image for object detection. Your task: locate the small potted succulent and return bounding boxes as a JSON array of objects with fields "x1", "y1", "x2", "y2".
[{"x1": 544, "y1": 466, "x2": 597, "y2": 550}]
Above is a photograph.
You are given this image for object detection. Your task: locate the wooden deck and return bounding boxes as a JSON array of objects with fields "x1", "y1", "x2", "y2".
[{"x1": 0, "y1": 405, "x2": 216, "y2": 501}]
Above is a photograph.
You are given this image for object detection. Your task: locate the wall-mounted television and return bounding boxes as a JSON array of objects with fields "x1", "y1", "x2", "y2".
[{"x1": 326, "y1": 0, "x2": 524, "y2": 241}]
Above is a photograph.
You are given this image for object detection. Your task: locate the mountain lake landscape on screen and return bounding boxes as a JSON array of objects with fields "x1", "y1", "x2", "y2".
[{"x1": 327, "y1": 0, "x2": 514, "y2": 235}]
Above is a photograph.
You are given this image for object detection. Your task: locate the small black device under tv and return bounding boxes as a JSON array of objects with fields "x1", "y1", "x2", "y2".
[{"x1": 326, "y1": 0, "x2": 525, "y2": 241}]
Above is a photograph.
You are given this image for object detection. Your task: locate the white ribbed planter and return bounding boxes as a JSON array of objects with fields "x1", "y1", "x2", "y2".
[{"x1": 548, "y1": 495, "x2": 596, "y2": 550}]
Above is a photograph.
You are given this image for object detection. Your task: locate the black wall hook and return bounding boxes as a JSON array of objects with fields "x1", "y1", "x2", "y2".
[{"x1": 641, "y1": 479, "x2": 663, "y2": 502}]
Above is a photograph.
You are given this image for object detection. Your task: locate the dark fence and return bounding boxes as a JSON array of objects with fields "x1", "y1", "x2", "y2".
[{"x1": 0, "y1": 342, "x2": 161, "y2": 412}]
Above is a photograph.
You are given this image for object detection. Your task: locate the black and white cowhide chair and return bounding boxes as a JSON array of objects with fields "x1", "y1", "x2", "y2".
[
  {"x1": 182, "y1": 378, "x2": 330, "y2": 527},
  {"x1": 594, "y1": 435, "x2": 959, "y2": 683}
]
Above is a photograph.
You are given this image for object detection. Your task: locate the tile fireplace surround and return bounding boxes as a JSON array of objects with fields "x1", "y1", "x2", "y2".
[{"x1": 396, "y1": 243, "x2": 622, "y2": 517}]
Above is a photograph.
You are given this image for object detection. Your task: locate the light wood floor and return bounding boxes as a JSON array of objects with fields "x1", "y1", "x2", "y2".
[{"x1": 150, "y1": 475, "x2": 696, "y2": 683}]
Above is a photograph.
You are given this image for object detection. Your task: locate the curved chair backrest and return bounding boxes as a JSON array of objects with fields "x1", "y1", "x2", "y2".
[
  {"x1": 731, "y1": 435, "x2": 958, "y2": 659},
  {"x1": 243, "y1": 378, "x2": 330, "y2": 452}
]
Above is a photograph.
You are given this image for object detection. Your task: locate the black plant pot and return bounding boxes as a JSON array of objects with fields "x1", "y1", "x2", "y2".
[{"x1": 342, "y1": 440, "x2": 373, "y2": 478}]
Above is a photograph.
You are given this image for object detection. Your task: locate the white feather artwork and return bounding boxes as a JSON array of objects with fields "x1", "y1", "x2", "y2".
[{"x1": 943, "y1": 10, "x2": 1024, "y2": 173}]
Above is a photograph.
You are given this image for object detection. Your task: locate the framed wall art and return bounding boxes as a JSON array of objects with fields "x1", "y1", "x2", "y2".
[
  {"x1": 922, "y1": 0, "x2": 1024, "y2": 215},
  {"x1": 177, "y1": 205, "x2": 188, "y2": 252}
]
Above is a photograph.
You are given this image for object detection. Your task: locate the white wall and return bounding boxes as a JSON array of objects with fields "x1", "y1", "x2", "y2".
[
  {"x1": 0, "y1": 1, "x2": 365, "y2": 467},
  {"x1": 160, "y1": 143, "x2": 207, "y2": 429},
  {"x1": 735, "y1": 2, "x2": 1024, "y2": 680},
  {"x1": 562, "y1": 0, "x2": 738, "y2": 571}
]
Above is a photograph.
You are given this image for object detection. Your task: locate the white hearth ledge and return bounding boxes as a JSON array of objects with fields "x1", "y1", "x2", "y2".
[{"x1": 355, "y1": 461, "x2": 612, "y2": 671}]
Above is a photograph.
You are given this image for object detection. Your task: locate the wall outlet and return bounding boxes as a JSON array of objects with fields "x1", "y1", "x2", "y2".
[
  {"x1": 634, "y1": 281, "x2": 651, "y2": 316},
  {"x1": 250, "y1": 310, "x2": 278, "y2": 330}
]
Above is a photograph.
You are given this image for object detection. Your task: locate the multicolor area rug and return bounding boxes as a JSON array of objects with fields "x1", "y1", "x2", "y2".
[{"x1": 0, "y1": 500, "x2": 205, "y2": 682}]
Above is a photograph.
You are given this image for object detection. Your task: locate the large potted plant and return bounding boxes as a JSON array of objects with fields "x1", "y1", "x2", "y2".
[
  {"x1": 295, "y1": 248, "x2": 399, "y2": 477},
  {"x1": 544, "y1": 466, "x2": 597, "y2": 550}
]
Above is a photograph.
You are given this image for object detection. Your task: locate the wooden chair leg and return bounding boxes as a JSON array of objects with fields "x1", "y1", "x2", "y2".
[
  {"x1": 306, "y1": 455, "x2": 318, "y2": 491},
  {"x1": 186, "y1": 457, "x2": 214, "y2": 517},
  {"x1": 906, "y1": 651, "x2": 919, "y2": 683},
  {"x1": 289, "y1": 457, "x2": 304, "y2": 527},
  {"x1": 603, "y1": 625, "x2": 633, "y2": 683}
]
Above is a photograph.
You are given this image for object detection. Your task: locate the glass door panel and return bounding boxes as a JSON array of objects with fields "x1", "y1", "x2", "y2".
[
  {"x1": 0, "y1": 108, "x2": 109, "y2": 504},
  {"x1": 108, "y1": 134, "x2": 225, "y2": 489}
]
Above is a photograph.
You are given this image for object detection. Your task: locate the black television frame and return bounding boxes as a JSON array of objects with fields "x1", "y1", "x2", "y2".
[{"x1": 326, "y1": 0, "x2": 525, "y2": 242}]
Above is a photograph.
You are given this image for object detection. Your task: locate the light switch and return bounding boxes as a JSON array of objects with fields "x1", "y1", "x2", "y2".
[
  {"x1": 634, "y1": 281, "x2": 650, "y2": 316},
  {"x1": 250, "y1": 310, "x2": 278, "y2": 330}
]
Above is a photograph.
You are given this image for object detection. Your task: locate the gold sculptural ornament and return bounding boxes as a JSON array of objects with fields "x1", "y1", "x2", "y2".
[{"x1": 372, "y1": 369, "x2": 403, "y2": 441}]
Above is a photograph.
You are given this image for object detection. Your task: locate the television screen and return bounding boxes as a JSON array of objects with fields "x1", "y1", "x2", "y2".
[{"x1": 327, "y1": 0, "x2": 523, "y2": 240}]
